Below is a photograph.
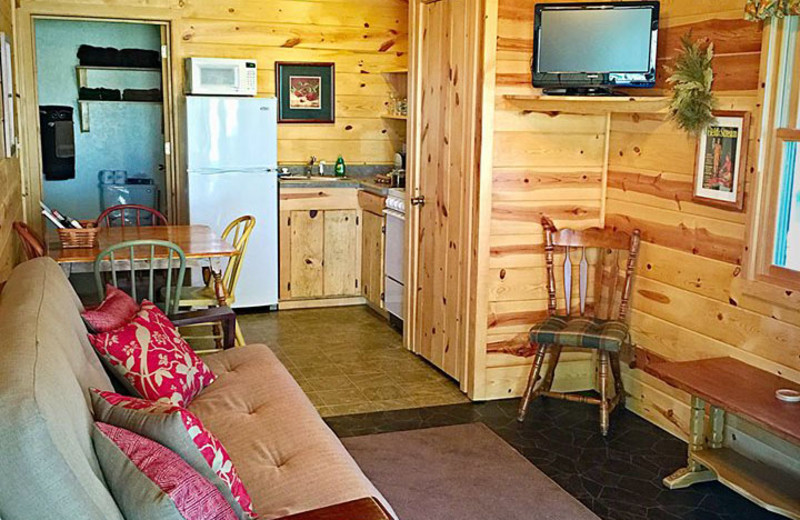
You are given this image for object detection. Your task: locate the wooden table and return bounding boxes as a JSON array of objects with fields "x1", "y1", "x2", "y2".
[
  {"x1": 275, "y1": 498, "x2": 392, "y2": 520},
  {"x1": 646, "y1": 357, "x2": 800, "y2": 519},
  {"x1": 48, "y1": 225, "x2": 237, "y2": 306}
]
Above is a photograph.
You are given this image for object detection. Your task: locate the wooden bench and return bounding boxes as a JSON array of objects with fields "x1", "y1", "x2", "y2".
[{"x1": 646, "y1": 357, "x2": 800, "y2": 520}]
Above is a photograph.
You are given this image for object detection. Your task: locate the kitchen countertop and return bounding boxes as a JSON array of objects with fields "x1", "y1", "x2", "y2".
[{"x1": 279, "y1": 176, "x2": 398, "y2": 197}]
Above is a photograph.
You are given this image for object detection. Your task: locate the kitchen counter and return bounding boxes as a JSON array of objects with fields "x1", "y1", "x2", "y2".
[{"x1": 279, "y1": 177, "x2": 396, "y2": 197}]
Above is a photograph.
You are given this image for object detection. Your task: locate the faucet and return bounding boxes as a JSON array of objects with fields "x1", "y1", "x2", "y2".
[{"x1": 306, "y1": 156, "x2": 317, "y2": 176}]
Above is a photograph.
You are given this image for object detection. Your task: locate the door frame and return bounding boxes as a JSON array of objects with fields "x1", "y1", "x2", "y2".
[{"x1": 15, "y1": 5, "x2": 180, "y2": 231}]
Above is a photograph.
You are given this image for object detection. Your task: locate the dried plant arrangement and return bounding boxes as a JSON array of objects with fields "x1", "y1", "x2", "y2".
[{"x1": 666, "y1": 35, "x2": 718, "y2": 136}]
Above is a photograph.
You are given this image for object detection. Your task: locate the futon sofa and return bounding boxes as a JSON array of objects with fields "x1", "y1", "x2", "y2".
[{"x1": 0, "y1": 258, "x2": 394, "y2": 520}]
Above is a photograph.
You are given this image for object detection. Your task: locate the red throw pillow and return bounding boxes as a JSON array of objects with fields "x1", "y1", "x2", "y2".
[
  {"x1": 88, "y1": 300, "x2": 216, "y2": 407},
  {"x1": 93, "y1": 422, "x2": 238, "y2": 520},
  {"x1": 82, "y1": 284, "x2": 139, "y2": 333},
  {"x1": 92, "y1": 390, "x2": 258, "y2": 520}
]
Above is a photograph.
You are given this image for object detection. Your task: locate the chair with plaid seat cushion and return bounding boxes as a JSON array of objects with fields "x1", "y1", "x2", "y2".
[{"x1": 517, "y1": 217, "x2": 641, "y2": 436}]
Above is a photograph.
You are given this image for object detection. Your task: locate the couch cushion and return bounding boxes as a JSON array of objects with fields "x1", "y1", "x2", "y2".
[
  {"x1": 190, "y1": 345, "x2": 395, "y2": 520},
  {"x1": 88, "y1": 300, "x2": 217, "y2": 407},
  {"x1": 0, "y1": 258, "x2": 120, "y2": 520},
  {"x1": 93, "y1": 422, "x2": 238, "y2": 520},
  {"x1": 91, "y1": 390, "x2": 256, "y2": 519},
  {"x1": 82, "y1": 284, "x2": 139, "y2": 333}
]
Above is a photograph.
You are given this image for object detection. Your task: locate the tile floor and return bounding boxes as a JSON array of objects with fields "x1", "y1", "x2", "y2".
[
  {"x1": 326, "y1": 399, "x2": 783, "y2": 520},
  {"x1": 236, "y1": 306, "x2": 469, "y2": 417}
]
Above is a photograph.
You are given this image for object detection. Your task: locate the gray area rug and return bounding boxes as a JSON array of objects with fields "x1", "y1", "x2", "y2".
[{"x1": 343, "y1": 423, "x2": 600, "y2": 520}]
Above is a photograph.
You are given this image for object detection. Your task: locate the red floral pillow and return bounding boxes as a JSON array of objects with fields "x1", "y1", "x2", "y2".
[
  {"x1": 91, "y1": 390, "x2": 257, "y2": 520},
  {"x1": 88, "y1": 300, "x2": 216, "y2": 407},
  {"x1": 82, "y1": 284, "x2": 139, "y2": 333},
  {"x1": 93, "y1": 422, "x2": 238, "y2": 520}
]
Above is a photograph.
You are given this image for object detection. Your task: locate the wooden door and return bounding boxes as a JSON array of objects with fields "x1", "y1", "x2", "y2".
[
  {"x1": 323, "y1": 210, "x2": 360, "y2": 297},
  {"x1": 289, "y1": 209, "x2": 324, "y2": 298},
  {"x1": 410, "y1": 0, "x2": 480, "y2": 381},
  {"x1": 361, "y1": 210, "x2": 385, "y2": 309}
]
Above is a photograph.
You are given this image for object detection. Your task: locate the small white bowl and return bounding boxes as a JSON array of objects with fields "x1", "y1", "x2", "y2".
[{"x1": 775, "y1": 389, "x2": 800, "y2": 403}]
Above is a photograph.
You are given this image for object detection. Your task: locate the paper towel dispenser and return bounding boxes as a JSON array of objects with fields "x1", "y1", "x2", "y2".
[{"x1": 40, "y1": 105, "x2": 75, "y2": 181}]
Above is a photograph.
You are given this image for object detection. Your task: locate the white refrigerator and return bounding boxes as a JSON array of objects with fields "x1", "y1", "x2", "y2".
[{"x1": 186, "y1": 96, "x2": 279, "y2": 308}]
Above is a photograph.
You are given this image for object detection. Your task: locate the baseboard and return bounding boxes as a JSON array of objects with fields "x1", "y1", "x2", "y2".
[{"x1": 278, "y1": 296, "x2": 367, "y2": 311}]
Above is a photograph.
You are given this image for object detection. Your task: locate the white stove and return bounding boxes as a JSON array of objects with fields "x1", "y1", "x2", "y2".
[{"x1": 384, "y1": 189, "x2": 405, "y2": 323}]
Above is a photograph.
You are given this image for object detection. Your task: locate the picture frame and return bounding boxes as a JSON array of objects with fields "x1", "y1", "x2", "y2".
[
  {"x1": 275, "y1": 62, "x2": 335, "y2": 124},
  {"x1": 692, "y1": 111, "x2": 750, "y2": 211}
]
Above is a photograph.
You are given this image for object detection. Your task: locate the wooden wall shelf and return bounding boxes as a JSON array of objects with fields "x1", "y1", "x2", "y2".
[
  {"x1": 503, "y1": 95, "x2": 670, "y2": 115},
  {"x1": 383, "y1": 69, "x2": 408, "y2": 74},
  {"x1": 381, "y1": 114, "x2": 407, "y2": 121}
]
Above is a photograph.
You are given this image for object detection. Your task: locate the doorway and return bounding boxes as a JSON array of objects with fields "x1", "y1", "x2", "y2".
[{"x1": 33, "y1": 18, "x2": 166, "y2": 222}]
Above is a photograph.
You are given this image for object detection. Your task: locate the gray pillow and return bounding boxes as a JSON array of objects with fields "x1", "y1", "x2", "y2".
[{"x1": 92, "y1": 422, "x2": 237, "y2": 520}]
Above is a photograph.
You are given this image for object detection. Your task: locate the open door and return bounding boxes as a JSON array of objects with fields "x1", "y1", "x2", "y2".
[{"x1": 406, "y1": 0, "x2": 482, "y2": 382}]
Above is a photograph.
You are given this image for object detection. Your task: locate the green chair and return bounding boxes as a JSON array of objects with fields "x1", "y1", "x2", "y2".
[
  {"x1": 93, "y1": 239, "x2": 237, "y2": 349},
  {"x1": 94, "y1": 239, "x2": 186, "y2": 315}
]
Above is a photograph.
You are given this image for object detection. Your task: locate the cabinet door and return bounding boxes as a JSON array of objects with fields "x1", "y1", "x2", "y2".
[
  {"x1": 323, "y1": 210, "x2": 360, "y2": 297},
  {"x1": 361, "y1": 210, "x2": 385, "y2": 308},
  {"x1": 290, "y1": 210, "x2": 324, "y2": 298}
]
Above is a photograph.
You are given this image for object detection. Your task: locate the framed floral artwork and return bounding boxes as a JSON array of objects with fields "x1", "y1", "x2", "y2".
[
  {"x1": 693, "y1": 111, "x2": 751, "y2": 211},
  {"x1": 275, "y1": 62, "x2": 335, "y2": 123}
]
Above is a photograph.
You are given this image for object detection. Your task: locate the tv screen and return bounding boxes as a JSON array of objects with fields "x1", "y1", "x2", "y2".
[{"x1": 532, "y1": 1, "x2": 660, "y2": 93}]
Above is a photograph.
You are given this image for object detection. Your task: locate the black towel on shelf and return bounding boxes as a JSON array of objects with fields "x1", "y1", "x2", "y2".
[
  {"x1": 79, "y1": 87, "x2": 122, "y2": 101},
  {"x1": 122, "y1": 88, "x2": 163, "y2": 102},
  {"x1": 77, "y1": 45, "x2": 121, "y2": 67},
  {"x1": 119, "y1": 48, "x2": 161, "y2": 69}
]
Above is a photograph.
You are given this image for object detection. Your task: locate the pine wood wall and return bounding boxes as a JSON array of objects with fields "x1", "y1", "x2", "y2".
[
  {"x1": 483, "y1": 0, "x2": 800, "y2": 464},
  {"x1": 0, "y1": 0, "x2": 21, "y2": 283},
  {"x1": 17, "y1": 0, "x2": 408, "y2": 166}
]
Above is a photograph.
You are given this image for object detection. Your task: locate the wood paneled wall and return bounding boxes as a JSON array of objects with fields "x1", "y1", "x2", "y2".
[
  {"x1": 482, "y1": 0, "x2": 800, "y2": 465},
  {"x1": 0, "y1": 0, "x2": 21, "y2": 283},
  {"x1": 18, "y1": 0, "x2": 408, "y2": 166}
]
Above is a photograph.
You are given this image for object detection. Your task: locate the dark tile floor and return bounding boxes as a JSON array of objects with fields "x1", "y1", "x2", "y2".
[
  {"x1": 326, "y1": 398, "x2": 783, "y2": 520},
  {"x1": 236, "y1": 306, "x2": 468, "y2": 417}
]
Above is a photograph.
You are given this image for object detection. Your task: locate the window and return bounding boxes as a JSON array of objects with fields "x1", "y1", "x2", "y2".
[{"x1": 749, "y1": 16, "x2": 800, "y2": 288}]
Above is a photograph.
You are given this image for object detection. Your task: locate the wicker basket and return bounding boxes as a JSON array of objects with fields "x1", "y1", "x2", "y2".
[{"x1": 57, "y1": 220, "x2": 100, "y2": 249}]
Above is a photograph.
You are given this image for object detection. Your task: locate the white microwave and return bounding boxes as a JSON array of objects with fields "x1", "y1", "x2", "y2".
[{"x1": 185, "y1": 58, "x2": 258, "y2": 96}]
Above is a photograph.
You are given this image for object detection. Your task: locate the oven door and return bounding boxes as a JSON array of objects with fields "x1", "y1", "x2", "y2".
[{"x1": 383, "y1": 208, "x2": 405, "y2": 284}]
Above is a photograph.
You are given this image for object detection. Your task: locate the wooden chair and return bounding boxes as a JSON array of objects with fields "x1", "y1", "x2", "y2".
[
  {"x1": 517, "y1": 216, "x2": 641, "y2": 436},
  {"x1": 96, "y1": 204, "x2": 168, "y2": 228},
  {"x1": 178, "y1": 215, "x2": 256, "y2": 347},
  {"x1": 93, "y1": 239, "x2": 237, "y2": 349},
  {"x1": 12, "y1": 222, "x2": 46, "y2": 260},
  {"x1": 94, "y1": 239, "x2": 186, "y2": 315}
]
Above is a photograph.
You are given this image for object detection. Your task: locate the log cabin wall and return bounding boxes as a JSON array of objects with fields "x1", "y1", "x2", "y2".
[
  {"x1": 16, "y1": 0, "x2": 407, "y2": 167},
  {"x1": 0, "y1": 0, "x2": 21, "y2": 283},
  {"x1": 482, "y1": 0, "x2": 800, "y2": 468}
]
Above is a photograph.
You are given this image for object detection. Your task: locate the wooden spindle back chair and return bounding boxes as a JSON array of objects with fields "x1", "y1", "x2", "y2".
[
  {"x1": 13, "y1": 222, "x2": 46, "y2": 260},
  {"x1": 178, "y1": 215, "x2": 256, "y2": 348},
  {"x1": 96, "y1": 204, "x2": 168, "y2": 228},
  {"x1": 94, "y1": 239, "x2": 186, "y2": 316},
  {"x1": 518, "y1": 216, "x2": 641, "y2": 435}
]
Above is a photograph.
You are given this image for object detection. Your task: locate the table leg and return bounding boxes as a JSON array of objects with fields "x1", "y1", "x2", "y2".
[{"x1": 663, "y1": 396, "x2": 716, "y2": 489}]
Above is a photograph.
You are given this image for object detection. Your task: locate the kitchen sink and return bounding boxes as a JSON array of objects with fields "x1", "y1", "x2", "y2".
[{"x1": 280, "y1": 176, "x2": 348, "y2": 181}]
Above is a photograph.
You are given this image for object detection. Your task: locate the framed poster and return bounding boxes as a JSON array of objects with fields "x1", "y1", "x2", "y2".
[
  {"x1": 275, "y1": 62, "x2": 335, "y2": 124},
  {"x1": 693, "y1": 111, "x2": 750, "y2": 211}
]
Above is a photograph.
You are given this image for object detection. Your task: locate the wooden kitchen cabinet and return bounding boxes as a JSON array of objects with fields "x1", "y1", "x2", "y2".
[
  {"x1": 279, "y1": 202, "x2": 361, "y2": 303},
  {"x1": 358, "y1": 190, "x2": 386, "y2": 313}
]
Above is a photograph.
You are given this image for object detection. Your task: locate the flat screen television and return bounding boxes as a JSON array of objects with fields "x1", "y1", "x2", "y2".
[{"x1": 532, "y1": 1, "x2": 660, "y2": 95}]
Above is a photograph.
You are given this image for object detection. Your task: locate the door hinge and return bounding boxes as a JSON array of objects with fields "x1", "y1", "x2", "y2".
[
  {"x1": 161, "y1": 45, "x2": 168, "y2": 59},
  {"x1": 355, "y1": 279, "x2": 359, "y2": 289},
  {"x1": 356, "y1": 216, "x2": 359, "y2": 226},
  {"x1": 287, "y1": 282, "x2": 291, "y2": 292},
  {"x1": 164, "y1": 142, "x2": 172, "y2": 155},
  {"x1": 380, "y1": 292, "x2": 385, "y2": 302},
  {"x1": 287, "y1": 216, "x2": 291, "y2": 226},
  {"x1": 381, "y1": 225, "x2": 386, "y2": 234}
]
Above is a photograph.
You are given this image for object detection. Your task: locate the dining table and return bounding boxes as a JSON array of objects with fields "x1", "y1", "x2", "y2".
[{"x1": 47, "y1": 224, "x2": 238, "y2": 307}]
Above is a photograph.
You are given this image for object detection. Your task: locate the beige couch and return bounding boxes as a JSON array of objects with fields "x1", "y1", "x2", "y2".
[{"x1": 0, "y1": 258, "x2": 393, "y2": 520}]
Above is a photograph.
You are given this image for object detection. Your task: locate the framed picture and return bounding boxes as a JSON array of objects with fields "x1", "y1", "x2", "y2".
[
  {"x1": 275, "y1": 62, "x2": 335, "y2": 124},
  {"x1": 693, "y1": 111, "x2": 750, "y2": 211}
]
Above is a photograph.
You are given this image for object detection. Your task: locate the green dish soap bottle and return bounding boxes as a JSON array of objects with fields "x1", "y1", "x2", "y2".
[{"x1": 335, "y1": 155, "x2": 346, "y2": 178}]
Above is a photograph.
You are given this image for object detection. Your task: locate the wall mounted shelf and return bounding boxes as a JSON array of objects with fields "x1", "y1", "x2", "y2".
[
  {"x1": 502, "y1": 95, "x2": 670, "y2": 115},
  {"x1": 381, "y1": 114, "x2": 407, "y2": 121},
  {"x1": 382, "y1": 69, "x2": 408, "y2": 74},
  {"x1": 77, "y1": 99, "x2": 162, "y2": 132}
]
